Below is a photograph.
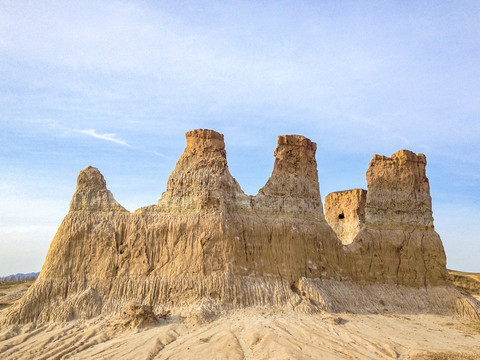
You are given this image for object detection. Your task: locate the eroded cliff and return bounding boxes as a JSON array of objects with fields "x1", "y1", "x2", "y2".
[
  {"x1": 339, "y1": 150, "x2": 448, "y2": 287},
  {"x1": 2, "y1": 130, "x2": 478, "y2": 325}
]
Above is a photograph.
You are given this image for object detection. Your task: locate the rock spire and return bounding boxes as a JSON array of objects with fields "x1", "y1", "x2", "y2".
[
  {"x1": 255, "y1": 134, "x2": 325, "y2": 219},
  {"x1": 70, "y1": 166, "x2": 128, "y2": 212},
  {"x1": 365, "y1": 150, "x2": 433, "y2": 231},
  {"x1": 337, "y1": 150, "x2": 448, "y2": 286}
]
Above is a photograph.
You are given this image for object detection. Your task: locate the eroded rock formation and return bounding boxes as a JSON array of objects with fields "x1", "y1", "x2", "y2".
[
  {"x1": 340, "y1": 150, "x2": 448, "y2": 286},
  {"x1": 364, "y1": 150, "x2": 434, "y2": 231},
  {"x1": 325, "y1": 189, "x2": 367, "y2": 245},
  {"x1": 2, "y1": 130, "x2": 478, "y2": 324}
]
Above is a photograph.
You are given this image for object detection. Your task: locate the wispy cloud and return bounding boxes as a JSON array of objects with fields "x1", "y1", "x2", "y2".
[
  {"x1": 152, "y1": 151, "x2": 174, "y2": 160},
  {"x1": 75, "y1": 129, "x2": 131, "y2": 147}
]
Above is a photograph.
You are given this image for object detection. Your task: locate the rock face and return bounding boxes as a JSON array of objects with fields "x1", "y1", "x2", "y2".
[
  {"x1": 364, "y1": 150, "x2": 433, "y2": 231},
  {"x1": 232, "y1": 133, "x2": 340, "y2": 284},
  {"x1": 341, "y1": 150, "x2": 448, "y2": 286},
  {"x1": 255, "y1": 135, "x2": 324, "y2": 219},
  {"x1": 2, "y1": 131, "x2": 477, "y2": 325},
  {"x1": 324, "y1": 189, "x2": 367, "y2": 245}
]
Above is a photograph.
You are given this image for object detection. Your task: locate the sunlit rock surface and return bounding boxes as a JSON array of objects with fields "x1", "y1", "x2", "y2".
[{"x1": 2, "y1": 131, "x2": 478, "y2": 325}]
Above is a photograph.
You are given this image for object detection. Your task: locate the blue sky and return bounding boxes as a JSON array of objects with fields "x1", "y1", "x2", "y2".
[{"x1": 1, "y1": 0, "x2": 479, "y2": 275}]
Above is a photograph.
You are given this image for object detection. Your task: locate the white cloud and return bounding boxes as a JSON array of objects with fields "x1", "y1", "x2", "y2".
[
  {"x1": 75, "y1": 129, "x2": 131, "y2": 147},
  {"x1": 152, "y1": 151, "x2": 174, "y2": 160}
]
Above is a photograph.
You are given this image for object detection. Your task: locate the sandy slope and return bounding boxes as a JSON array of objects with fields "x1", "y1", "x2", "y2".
[{"x1": 1, "y1": 308, "x2": 479, "y2": 360}]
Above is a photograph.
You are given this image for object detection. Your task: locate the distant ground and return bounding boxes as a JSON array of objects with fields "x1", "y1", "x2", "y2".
[
  {"x1": 0, "y1": 272, "x2": 39, "y2": 282},
  {"x1": 0, "y1": 281, "x2": 34, "y2": 311},
  {"x1": 448, "y1": 269, "x2": 480, "y2": 299}
]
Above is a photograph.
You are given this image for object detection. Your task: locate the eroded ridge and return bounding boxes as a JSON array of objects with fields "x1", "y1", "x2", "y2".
[{"x1": 2, "y1": 131, "x2": 479, "y2": 325}]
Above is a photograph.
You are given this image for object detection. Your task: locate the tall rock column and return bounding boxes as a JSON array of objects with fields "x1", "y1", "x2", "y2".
[
  {"x1": 229, "y1": 135, "x2": 342, "y2": 282},
  {"x1": 365, "y1": 150, "x2": 433, "y2": 231},
  {"x1": 156, "y1": 129, "x2": 246, "y2": 214},
  {"x1": 344, "y1": 150, "x2": 448, "y2": 286},
  {"x1": 254, "y1": 135, "x2": 325, "y2": 219},
  {"x1": 128, "y1": 129, "x2": 247, "y2": 279}
]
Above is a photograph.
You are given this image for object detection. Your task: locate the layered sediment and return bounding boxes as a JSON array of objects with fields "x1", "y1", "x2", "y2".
[
  {"x1": 325, "y1": 189, "x2": 367, "y2": 245},
  {"x1": 2, "y1": 130, "x2": 478, "y2": 325},
  {"x1": 340, "y1": 150, "x2": 448, "y2": 287}
]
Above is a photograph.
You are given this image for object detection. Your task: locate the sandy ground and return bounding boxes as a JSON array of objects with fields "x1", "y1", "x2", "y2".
[
  {"x1": 1, "y1": 277, "x2": 480, "y2": 359},
  {"x1": 1, "y1": 308, "x2": 480, "y2": 360},
  {"x1": 0, "y1": 282, "x2": 32, "y2": 311}
]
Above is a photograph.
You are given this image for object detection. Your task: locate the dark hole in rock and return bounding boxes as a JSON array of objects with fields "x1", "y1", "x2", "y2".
[
  {"x1": 338, "y1": 213, "x2": 345, "y2": 219},
  {"x1": 290, "y1": 283, "x2": 300, "y2": 295}
]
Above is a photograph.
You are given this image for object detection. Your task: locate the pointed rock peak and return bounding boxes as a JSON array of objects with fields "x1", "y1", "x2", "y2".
[
  {"x1": 272, "y1": 135, "x2": 318, "y2": 181},
  {"x1": 156, "y1": 129, "x2": 244, "y2": 213},
  {"x1": 256, "y1": 134, "x2": 324, "y2": 219},
  {"x1": 70, "y1": 167, "x2": 128, "y2": 213},
  {"x1": 77, "y1": 166, "x2": 107, "y2": 190}
]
